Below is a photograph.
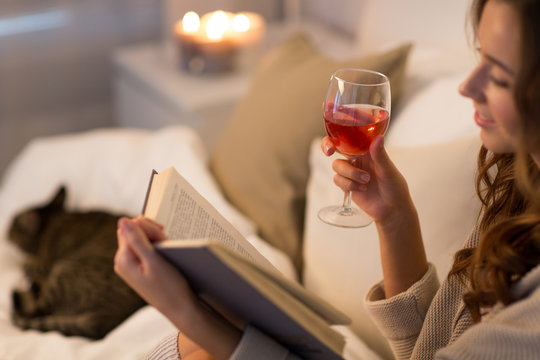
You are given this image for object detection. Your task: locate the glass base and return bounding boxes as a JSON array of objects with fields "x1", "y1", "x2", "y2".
[{"x1": 318, "y1": 205, "x2": 373, "y2": 228}]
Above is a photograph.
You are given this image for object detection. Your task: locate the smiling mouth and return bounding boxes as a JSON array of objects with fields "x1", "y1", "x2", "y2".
[{"x1": 474, "y1": 111, "x2": 496, "y2": 128}]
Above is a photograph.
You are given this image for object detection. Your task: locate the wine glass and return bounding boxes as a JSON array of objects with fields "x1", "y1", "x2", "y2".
[{"x1": 318, "y1": 69, "x2": 391, "y2": 228}]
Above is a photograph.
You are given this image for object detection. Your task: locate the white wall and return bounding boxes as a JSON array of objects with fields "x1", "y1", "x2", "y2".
[
  {"x1": 299, "y1": 0, "x2": 364, "y2": 37},
  {"x1": 0, "y1": 0, "x2": 162, "y2": 177}
]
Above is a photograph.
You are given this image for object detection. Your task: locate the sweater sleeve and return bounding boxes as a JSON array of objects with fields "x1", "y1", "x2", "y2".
[
  {"x1": 145, "y1": 328, "x2": 300, "y2": 360},
  {"x1": 364, "y1": 263, "x2": 440, "y2": 359},
  {"x1": 145, "y1": 332, "x2": 180, "y2": 360},
  {"x1": 230, "y1": 325, "x2": 302, "y2": 360}
]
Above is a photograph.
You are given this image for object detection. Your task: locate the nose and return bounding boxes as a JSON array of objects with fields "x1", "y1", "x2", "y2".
[{"x1": 459, "y1": 64, "x2": 487, "y2": 103}]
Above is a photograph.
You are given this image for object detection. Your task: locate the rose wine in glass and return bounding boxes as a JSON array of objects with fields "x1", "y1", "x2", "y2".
[{"x1": 318, "y1": 69, "x2": 391, "y2": 228}]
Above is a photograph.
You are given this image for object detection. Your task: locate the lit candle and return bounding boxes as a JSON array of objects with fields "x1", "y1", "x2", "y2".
[
  {"x1": 204, "y1": 10, "x2": 230, "y2": 40},
  {"x1": 174, "y1": 10, "x2": 265, "y2": 74},
  {"x1": 229, "y1": 12, "x2": 265, "y2": 70},
  {"x1": 182, "y1": 11, "x2": 200, "y2": 33},
  {"x1": 232, "y1": 14, "x2": 250, "y2": 32},
  {"x1": 230, "y1": 12, "x2": 265, "y2": 46}
]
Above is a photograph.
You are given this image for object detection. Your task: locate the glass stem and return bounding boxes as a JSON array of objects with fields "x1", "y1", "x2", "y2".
[
  {"x1": 342, "y1": 191, "x2": 352, "y2": 210},
  {"x1": 342, "y1": 155, "x2": 360, "y2": 211}
]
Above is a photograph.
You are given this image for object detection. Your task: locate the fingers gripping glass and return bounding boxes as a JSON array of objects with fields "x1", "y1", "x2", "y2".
[{"x1": 318, "y1": 69, "x2": 391, "y2": 228}]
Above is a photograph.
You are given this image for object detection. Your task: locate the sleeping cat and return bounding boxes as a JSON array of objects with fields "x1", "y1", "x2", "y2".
[{"x1": 8, "y1": 186, "x2": 146, "y2": 339}]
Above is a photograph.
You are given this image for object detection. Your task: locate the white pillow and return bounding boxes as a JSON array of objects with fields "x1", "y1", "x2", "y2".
[
  {"x1": 387, "y1": 72, "x2": 480, "y2": 147},
  {"x1": 303, "y1": 135, "x2": 482, "y2": 358}
]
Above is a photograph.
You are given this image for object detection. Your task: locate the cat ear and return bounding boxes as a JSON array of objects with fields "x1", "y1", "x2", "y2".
[{"x1": 50, "y1": 186, "x2": 67, "y2": 209}]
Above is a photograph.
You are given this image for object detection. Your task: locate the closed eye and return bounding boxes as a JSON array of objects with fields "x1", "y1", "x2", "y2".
[{"x1": 489, "y1": 75, "x2": 510, "y2": 88}]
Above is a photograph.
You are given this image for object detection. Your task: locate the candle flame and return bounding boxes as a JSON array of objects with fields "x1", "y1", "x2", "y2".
[
  {"x1": 206, "y1": 10, "x2": 229, "y2": 40},
  {"x1": 232, "y1": 14, "x2": 250, "y2": 32},
  {"x1": 181, "y1": 11, "x2": 200, "y2": 33}
]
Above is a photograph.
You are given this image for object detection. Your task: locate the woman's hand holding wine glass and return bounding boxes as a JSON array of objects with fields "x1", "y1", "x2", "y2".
[
  {"x1": 320, "y1": 69, "x2": 427, "y2": 298},
  {"x1": 321, "y1": 134, "x2": 412, "y2": 226},
  {"x1": 318, "y1": 69, "x2": 392, "y2": 228}
]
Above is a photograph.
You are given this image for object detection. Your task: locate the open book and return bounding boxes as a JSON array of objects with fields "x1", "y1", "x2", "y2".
[{"x1": 143, "y1": 166, "x2": 351, "y2": 359}]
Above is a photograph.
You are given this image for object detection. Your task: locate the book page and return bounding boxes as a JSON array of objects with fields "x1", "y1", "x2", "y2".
[{"x1": 144, "y1": 167, "x2": 276, "y2": 272}]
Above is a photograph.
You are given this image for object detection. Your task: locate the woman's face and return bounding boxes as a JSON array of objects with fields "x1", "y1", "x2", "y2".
[{"x1": 459, "y1": 0, "x2": 521, "y2": 154}]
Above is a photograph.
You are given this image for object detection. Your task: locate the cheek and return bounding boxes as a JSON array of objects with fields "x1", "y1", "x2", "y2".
[
  {"x1": 482, "y1": 90, "x2": 521, "y2": 154},
  {"x1": 494, "y1": 99, "x2": 520, "y2": 138},
  {"x1": 489, "y1": 87, "x2": 520, "y2": 138}
]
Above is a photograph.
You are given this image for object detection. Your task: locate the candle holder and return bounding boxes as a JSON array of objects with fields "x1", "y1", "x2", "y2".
[
  {"x1": 174, "y1": 10, "x2": 265, "y2": 75},
  {"x1": 176, "y1": 35, "x2": 238, "y2": 74}
]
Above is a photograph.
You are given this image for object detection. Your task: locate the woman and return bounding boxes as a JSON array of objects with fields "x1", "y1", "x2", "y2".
[
  {"x1": 339, "y1": 0, "x2": 540, "y2": 358},
  {"x1": 114, "y1": 0, "x2": 540, "y2": 358}
]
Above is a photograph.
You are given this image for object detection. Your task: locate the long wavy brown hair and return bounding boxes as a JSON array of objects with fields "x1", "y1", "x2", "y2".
[{"x1": 449, "y1": 0, "x2": 540, "y2": 322}]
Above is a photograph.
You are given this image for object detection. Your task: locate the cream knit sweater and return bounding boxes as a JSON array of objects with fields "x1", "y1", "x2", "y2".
[{"x1": 365, "y1": 229, "x2": 540, "y2": 359}]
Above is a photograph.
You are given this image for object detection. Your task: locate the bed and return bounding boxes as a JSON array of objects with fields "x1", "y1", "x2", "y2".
[{"x1": 0, "y1": 0, "x2": 481, "y2": 359}]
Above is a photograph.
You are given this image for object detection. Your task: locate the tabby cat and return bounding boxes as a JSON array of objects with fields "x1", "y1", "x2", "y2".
[{"x1": 8, "y1": 186, "x2": 146, "y2": 339}]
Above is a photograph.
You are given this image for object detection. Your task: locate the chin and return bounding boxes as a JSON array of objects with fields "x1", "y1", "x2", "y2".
[{"x1": 479, "y1": 131, "x2": 517, "y2": 154}]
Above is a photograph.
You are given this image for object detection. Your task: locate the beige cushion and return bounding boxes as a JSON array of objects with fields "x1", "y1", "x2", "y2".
[
  {"x1": 211, "y1": 33, "x2": 412, "y2": 269},
  {"x1": 303, "y1": 135, "x2": 482, "y2": 358}
]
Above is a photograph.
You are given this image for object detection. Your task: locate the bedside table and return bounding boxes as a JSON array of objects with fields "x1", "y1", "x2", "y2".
[{"x1": 112, "y1": 42, "x2": 254, "y2": 152}]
